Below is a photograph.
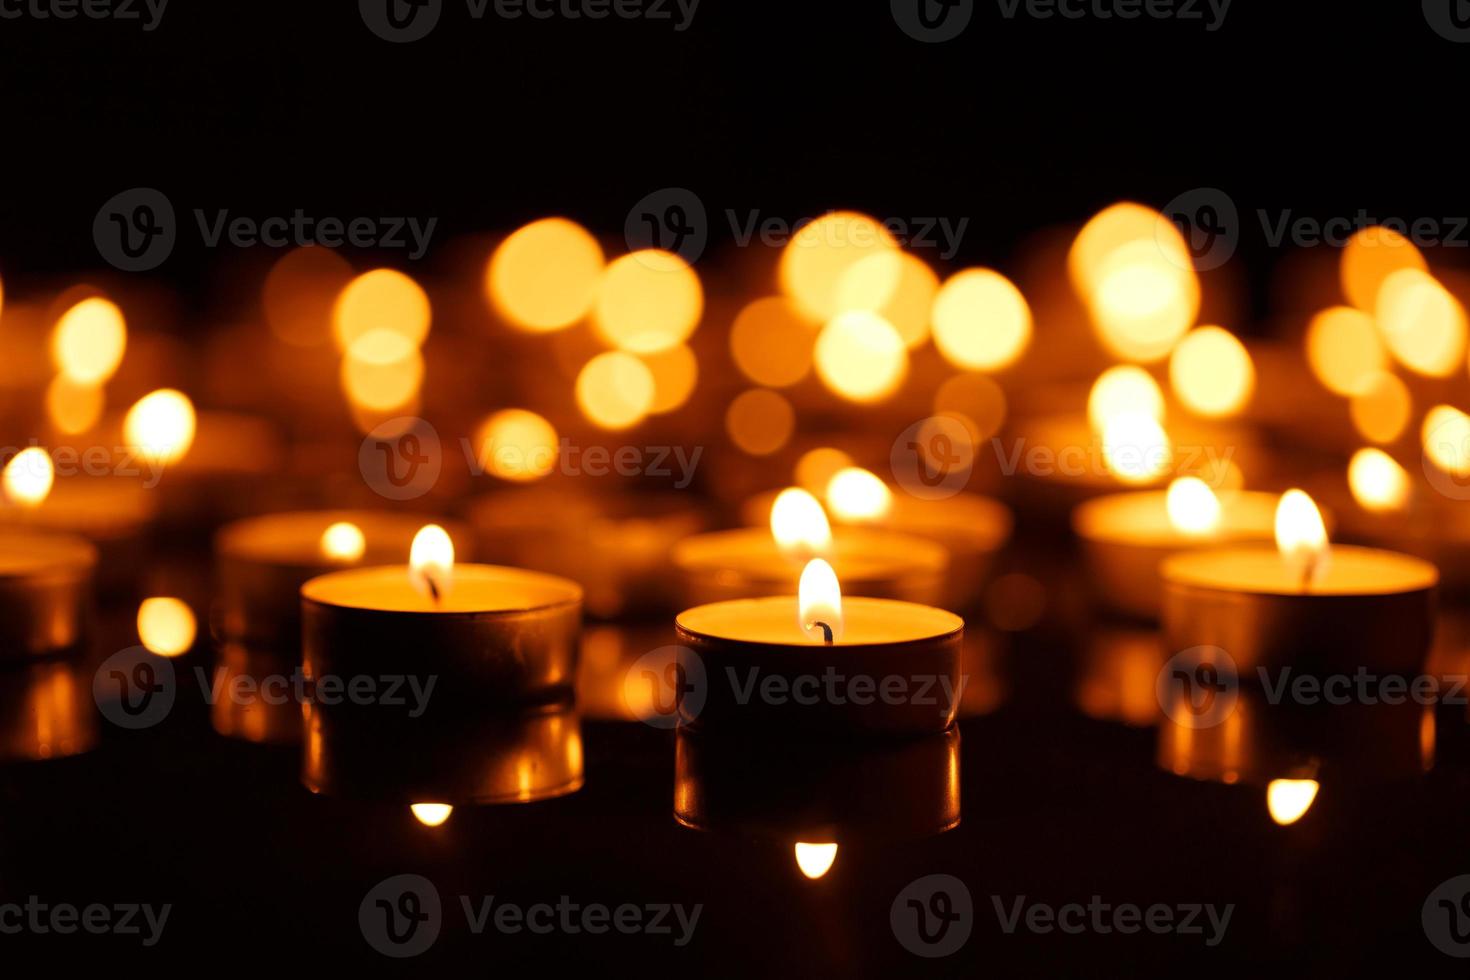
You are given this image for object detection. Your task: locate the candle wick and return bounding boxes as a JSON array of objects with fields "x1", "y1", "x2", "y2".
[
  {"x1": 426, "y1": 574, "x2": 441, "y2": 605},
  {"x1": 1300, "y1": 554, "x2": 1318, "y2": 593},
  {"x1": 812, "y1": 621, "x2": 834, "y2": 645}
]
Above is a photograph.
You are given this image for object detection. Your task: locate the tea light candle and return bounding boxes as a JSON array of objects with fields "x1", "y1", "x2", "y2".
[
  {"x1": 1163, "y1": 491, "x2": 1437, "y2": 676},
  {"x1": 1074, "y1": 478, "x2": 1281, "y2": 619},
  {"x1": 0, "y1": 529, "x2": 97, "y2": 662},
  {"x1": 675, "y1": 488, "x2": 948, "y2": 606},
  {"x1": 674, "y1": 559, "x2": 963, "y2": 735}
]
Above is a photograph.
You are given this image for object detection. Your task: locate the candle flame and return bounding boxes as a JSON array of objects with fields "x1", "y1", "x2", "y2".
[
  {"x1": 2, "y1": 448, "x2": 54, "y2": 509},
  {"x1": 798, "y1": 558, "x2": 843, "y2": 644},
  {"x1": 320, "y1": 521, "x2": 366, "y2": 562},
  {"x1": 770, "y1": 487, "x2": 832, "y2": 559},
  {"x1": 1102, "y1": 412, "x2": 1172, "y2": 485},
  {"x1": 794, "y1": 842, "x2": 838, "y2": 880},
  {"x1": 124, "y1": 389, "x2": 197, "y2": 465},
  {"x1": 1266, "y1": 779, "x2": 1319, "y2": 826},
  {"x1": 1348, "y1": 448, "x2": 1410, "y2": 514},
  {"x1": 825, "y1": 467, "x2": 893, "y2": 523},
  {"x1": 409, "y1": 524, "x2": 454, "y2": 602},
  {"x1": 1165, "y1": 477, "x2": 1222, "y2": 537},
  {"x1": 136, "y1": 597, "x2": 196, "y2": 658},
  {"x1": 52, "y1": 297, "x2": 127, "y2": 385},
  {"x1": 410, "y1": 803, "x2": 453, "y2": 827},
  {"x1": 1275, "y1": 490, "x2": 1329, "y2": 586}
]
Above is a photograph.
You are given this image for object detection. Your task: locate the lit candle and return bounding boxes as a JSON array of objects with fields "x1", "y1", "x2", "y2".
[
  {"x1": 1162, "y1": 490, "x2": 1437, "y2": 676},
  {"x1": 1074, "y1": 478, "x2": 1281, "y2": 619},
  {"x1": 674, "y1": 488, "x2": 948, "y2": 606},
  {"x1": 674, "y1": 558, "x2": 963, "y2": 735},
  {"x1": 300, "y1": 526, "x2": 582, "y2": 801},
  {"x1": 0, "y1": 528, "x2": 96, "y2": 662}
]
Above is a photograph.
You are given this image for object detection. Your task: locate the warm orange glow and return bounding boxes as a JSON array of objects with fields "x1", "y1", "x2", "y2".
[
  {"x1": 2, "y1": 447, "x2": 55, "y2": 508},
  {"x1": 264, "y1": 246, "x2": 355, "y2": 348},
  {"x1": 1423, "y1": 405, "x2": 1470, "y2": 478},
  {"x1": 1348, "y1": 448, "x2": 1410, "y2": 514},
  {"x1": 409, "y1": 524, "x2": 455, "y2": 601},
  {"x1": 1341, "y1": 226, "x2": 1426, "y2": 312},
  {"x1": 1165, "y1": 477, "x2": 1222, "y2": 536},
  {"x1": 1306, "y1": 307, "x2": 1386, "y2": 397},
  {"x1": 1088, "y1": 365, "x2": 1164, "y2": 431},
  {"x1": 729, "y1": 297, "x2": 814, "y2": 387},
  {"x1": 1266, "y1": 779, "x2": 1320, "y2": 826},
  {"x1": 798, "y1": 558, "x2": 844, "y2": 644},
  {"x1": 1275, "y1": 490, "x2": 1329, "y2": 584},
  {"x1": 934, "y1": 373, "x2": 1008, "y2": 443},
  {"x1": 770, "y1": 488, "x2": 832, "y2": 558},
  {"x1": 1350, "y1": 371, "x2": 1411, "y2": 444},
  {"x1": 474, "y1": 409, "x2": 559, "y2": 482},
  {"x1": 52, "y1": 297, "x2": 127, "y2": 385},
  {"x1": 593, "y1": 250, "x2": 703, "y2": 354},
  {"x1": 332, "y1": 269, "x2": 432, "y2": 351},
  {"x1": 725, "y1": 388, "x2": 795, "y2": 457},
  {"x1": 641, "y1": 344, "x2": 699, "y2": 414},
  {"x1": 932, "y1": 268, "x2": 1032, "y2": 371},
  {"x1": 124, "y1": 389, "x2": 197, "y2": 464},
  {"x1": 1102, "y1": 413, "x2": 1171, "y2": 485},
  {"x1": 778, "y1": 211, "x2": 899, "y2": 323},
  {"x1": 488, "y1": 218, "x2": 604, "y2": 332},
  {"x1": 794, "y1": 842, "x2": 838, "y2": 880},
  {"x1": 835, "y1": 251, "x2": 938, "y2": 348},
  {"x1": 813, "y1": 310, "x2": 907, "y2": 403},
  {"x1": 575, "y1": 351, "x2": 656, "y2": 430},
  {"x1": 341, "y1": 329, "x2": 425, "y2": 411},
  {"x1": 410, "y1": 803, "x2": 454, "y2": 827},
  {"x1": 320, "y1": 521, "x2": 367, "y2": 562},
  {"x1": 137, "y1": 597, "x2": 196, "y2": 657},
  {"x1": 1169, "y1": 326, "x2": 1254, "y2": 418},
  {"x1": 825, "y1": 467, "x2": 893, "y2": 523},
  {"x1": 795, "y1": 448, "x2": 855, "y2": 496},
  {"x1": 1375, "y1": 268, "x2": 1466, "y2": 378},
  {"x1": 45, "y1": 375, "x2": 104, "y2": 435}
]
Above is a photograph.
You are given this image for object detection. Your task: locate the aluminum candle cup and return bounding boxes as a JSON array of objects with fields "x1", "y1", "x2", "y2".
[
  {"x1": 1162, "y1": 545, "x2": 1438, "y2": 676},
  {"x1": 0, "y1": 529, "x2": 97, "y2": 662},
  {"x1": 0, "y1": 657, "x2": 98, "y2": 762},
  {"x1": 672, "y1": 527, "x2": 948, "y2": 606},
  {"x1": 674, "y1": 597, "x2": 963, "y2": 736},
  {"x1": 1074, "y1": 489, "x2": 1280, "y2": 620}
]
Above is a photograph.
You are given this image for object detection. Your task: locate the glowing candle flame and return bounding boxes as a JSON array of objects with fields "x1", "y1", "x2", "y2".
[
  {"x1": 1275, "y1": 490, "x2": 1329, "y2": 587},
  {"x1": 798, "y1": 558, "x2": 843, "y2": 645},
  {"x1": 124, "y1": 389, "x2": 197, "y2": 465},
  {"x1": 1348, "y1": 449, "x2": 1410, "y2": 514},
  {"x1": 1102, "y1": 412, "x2": 1172, "y2": 485},
  {"x1": 51, "y1": 297, "x2": 127, "y2": 385},
  {"x1": 409, "y1": 524, "x2": 454, "y2": 602},
  {"x1": 794, "y1": 842, "x2": 838, "y2": 880},
  {"x1": 2, "y1": 448, "x2": 54, "y2": 509},
  {"x1": 825, "y1": 467, "x2": 893, "y2": 523},
  {"x1": 770, "y1": 488, "x2": 832, "y2": 559},
  {"x1": 1087, "y1": 365, "x2": 1164, "y2": 432},
  {"x1": 320, "y1": 522, "x2": 366, "y2": 562},
  {"x1": 410, "y1": 803, "x2": 453, "y2": 827},
  {"x1": 136, "y1": 597, "x2": 196, "y2": 657},
  {"x1": 1266, "y1": 779, "x2": 1320, "y2": 826},
  {"x1": 1165, "y1": 477, "x2": 1221, "y2": 537}
]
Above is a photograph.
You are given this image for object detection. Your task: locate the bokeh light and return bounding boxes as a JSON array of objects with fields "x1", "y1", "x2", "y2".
[
  {"x1": 725, "y1": 389, "x2": 795, "y2": 456},
  {"x1": 410, "y1": 803, "x2": 454, "y2": 828},
  {"x1": 779, "y1": 211, "x2": 899, "y2": 323},
  {"x1": 931, "y1": 268, "x2": 1032, "y2": 371},
  {"x1": 488, "y1": 218, "x2": 605, "y2": 332},
  {"x1": 640, "y1": 344, "x2": 699, "y2": 414},
  {"x1": 1266, "y1": 779, "x2": 1320, "y2": 827},
  {"x1": 332, "y1": 269, "x2": 432, "y2": 351},
  {"x1": 137, "y1": 597, "x2": 196, "y2": 657},
  {"x1": 2, "y1": 447, "x2": 54, "y2": 508},
  {"x1": 124, "y1": 389, "x2": 197, "y2": 464},
  {"x1": 264, "y1": 246, "x2": 354, "y2": 348},
  {"x1": 814, "y1": 310, "x2": 907, "y2": 403},
  {"x1": 473, "y1": 409, "x2": 559, "y2": 482},
  {"x1": 794, "y1": 842, "x2": 838, "y2": 880},
  {"x1": 341, "y1": 330, "x2": 425, "y2": 411},
  {"x1": 1165, "y1": 476, "x2": 1221, "y2": 536},
  {"x1": 1375, "y1": 268, "x2": 1466, "y2": 378},
  {"x1": 592, "y1": 250, "x2": 703, "y2": 354},
  {"x1": 795, "y1": 448, "x2": 855, "y2": 496},
  {"x1": 933, "y1": 373, "x2": 1008, "y2": 444},
  {"x1": 1341, "y1": 226, "x2": 1426, "y2": 312},
  {"x1": 1169, "y1": 326, "x2": 1254, "y2": 418},
  {"x1": 45, "y1": 375, "x2": 104, "y2": 435},
  {"x1": 825, "y1": 467, "x2": 893, "y2": 523},
  {"x1": 320, "y1": 521, "x2": 367, "y2": 562},
  {"x1": 730, "y1": 297, "x2": 814, "y2": 387},
  {"x1": 1423, "y1": 405, "x2": 1470, "y2": 478},
  {"x1": 1348, "y1": 448, "x2": 1410, "y2": 514},
  {"x1": 51, "y1": 297, "x2": 126, "y2": 385},
  {"x1": 1102, "y1": 412, "x2": 1172, "y2": 485},
  {"x1": 834, "y1": 251, "x2": 938, "y2": 348},
  {"x1": 576, "y1": 351, "x2": 655, "y2": 430},
  {"x1": 1306, "y1": 306, "x2": 1386, "y2": 397},
  {"x1": 1350, "y1": 371, "x2": 1411, "y2": 445},
  {"x1": 1087, "y1": 365, "x2": 1164, "y2": 431}
]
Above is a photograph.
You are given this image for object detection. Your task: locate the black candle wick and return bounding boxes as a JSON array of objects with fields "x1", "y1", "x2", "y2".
[
  {"x1": 812, "y1": 621, "x2": 834, "y2": 645},
  {"x1": 425, "y1": 574, "x2": 441, "y2": 605}
]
